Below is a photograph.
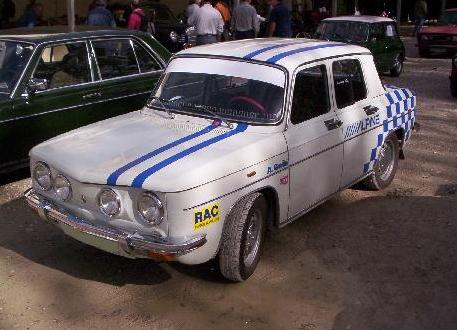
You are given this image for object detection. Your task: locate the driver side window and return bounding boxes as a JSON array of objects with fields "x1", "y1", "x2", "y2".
[{"x1": 290, "y1": 64, "x2": 330, "y2": 125}]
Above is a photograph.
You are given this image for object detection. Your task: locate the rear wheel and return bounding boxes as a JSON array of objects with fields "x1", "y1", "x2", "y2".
[
  {"x1": 390, "y1": 54, "x2": 404, "y2": 77},
  {"x1": 419, "y1": 48, "x2": 429, "y2": 58},
  {"x1": 451, "y1": 80, "x2": 457, "y2": 98},
  {"x1": 219, "y1": 193, "x2": 267, "y2": 282},
  {"x1": 362, "y1": 134, "x2": 399, "y2": 190}
]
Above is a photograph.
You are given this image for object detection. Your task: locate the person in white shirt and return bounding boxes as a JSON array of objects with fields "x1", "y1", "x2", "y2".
[
  {"x1": 188, "y1": 0, "x2": 224, "y2": 45},
  {"x1": 186, "y1": 0, "x2": 200, "y2": 22}
]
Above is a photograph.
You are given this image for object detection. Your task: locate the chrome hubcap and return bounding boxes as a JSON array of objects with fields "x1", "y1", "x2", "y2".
[
  {"x1": 378, "y1": 140, "x2": 394, "y2": 181},
  {"x1": 244, "y1": 210, "x2": 262, "y2": 267}
]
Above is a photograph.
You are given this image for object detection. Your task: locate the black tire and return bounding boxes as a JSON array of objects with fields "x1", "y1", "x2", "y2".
[
  {"x1": 451, "y1": 81, "x2": 457, "y2": 98},
  {"x1": 219, "y1": 192, "x2": 267, "y2": 282},
  {"x1": 362, "y1": 134, "x2": 400, "y2": 190},
  {"x1": 390, "y1": 54, "x2": 404, "y2": 77},
  {"x1": 419, "y1": 48, "x2": 429, "y2": 58}
]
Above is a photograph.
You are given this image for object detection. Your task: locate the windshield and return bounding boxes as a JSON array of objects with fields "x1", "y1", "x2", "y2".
[
  {"x1": 147, "y1": 58, "x2": 286, "y2": 125},
  {"x1": 439, "y1": 11, "x2": 457, "y2": 25},
  {"x1": 316, "y1": 22, "x2": 369, "y2": 43},
  {"x1": 0, "y1": 41, "x2": 33, "y2": 94}
]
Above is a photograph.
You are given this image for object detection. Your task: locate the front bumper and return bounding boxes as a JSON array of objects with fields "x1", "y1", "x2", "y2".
[{"x1": 24, "y1": 189, "x2": 206, "y2": 261}]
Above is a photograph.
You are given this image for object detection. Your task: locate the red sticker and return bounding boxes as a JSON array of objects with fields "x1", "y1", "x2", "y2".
[{"x1": 280, "y1": 175, "x2": 289, "y2": 185}]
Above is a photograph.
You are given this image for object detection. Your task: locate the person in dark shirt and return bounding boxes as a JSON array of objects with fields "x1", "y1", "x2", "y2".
[{"x1": 267, "y1": 0, "x2": 291, "y2": 38}]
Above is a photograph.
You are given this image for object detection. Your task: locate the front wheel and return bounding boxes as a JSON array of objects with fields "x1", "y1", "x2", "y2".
[
  {"x1": 390, "y1": 54, "x2": 404, "y2": 77},
  {"x1": 219, "y1": 193, "x2": 267, "y2": 282},
  {"x1": 362, "y1": 134, "x2": 399, "y2": 190}
]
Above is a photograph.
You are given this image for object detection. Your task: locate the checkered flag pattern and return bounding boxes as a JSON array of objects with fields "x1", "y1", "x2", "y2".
[{"x1": 363, "y1": 86, "x2": 417, "y2": 174}]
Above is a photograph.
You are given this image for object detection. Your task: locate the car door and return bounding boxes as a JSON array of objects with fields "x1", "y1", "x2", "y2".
[
  {"x1": 89, "y1": 37, "x2": 163, "y2": 117},
  {"x1": 384, "y1": 22, "x2": 403, "y2": 69},
  {"x1": 368, "y1": 23, "x2": 388, "y2": 71},
  {"x1": 330, "y1": 56, "x2": 385, "y2": 188},
  {"x1": 6, "y1": 40, "x2": 101, "y2": 168},
  {"x1": 284, "y1": 62, "x2": 344, "y2": 219}
]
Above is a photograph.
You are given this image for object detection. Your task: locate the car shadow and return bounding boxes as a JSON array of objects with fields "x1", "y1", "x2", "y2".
[{"x1": 0, "y1": 196, "x2": 173, "y2": 286}]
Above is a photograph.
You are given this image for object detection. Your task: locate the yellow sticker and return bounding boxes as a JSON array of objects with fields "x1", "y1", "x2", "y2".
[{"x1": 193, "y1": 202, "x2": 220, "y2": 230}]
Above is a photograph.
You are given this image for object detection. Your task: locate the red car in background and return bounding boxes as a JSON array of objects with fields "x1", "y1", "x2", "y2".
[
  {"x1": 451, "y1": 55, "x2": 457, "y2": 97},
  {"x1": 417, "y1": 8, "x2": 457, "y2": 57}
]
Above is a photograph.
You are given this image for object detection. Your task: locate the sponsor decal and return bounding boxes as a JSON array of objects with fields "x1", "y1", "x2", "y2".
[
  {"x1": 267, "y1": 160, "x2": 288, "y2": 174},
  {"x1": 194, "y1": 202, "x2": 220, "y2": 230},
  {"x1": 344, "y1": 114, "x2": 380, "y2": 140},
  {"x1": 280, "y1": 175, "x2": 289, "y2": 185}
]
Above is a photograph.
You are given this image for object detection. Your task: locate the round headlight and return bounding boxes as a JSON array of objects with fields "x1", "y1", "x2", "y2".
[
  {"x1": 54, "y1": 174, "x2": 72, "y2": 201},
  {"x1": 98, "y1": 189, "x2": 121, "y2": 217},
  {"x1": 137, "y1": 192, "x2": 163, "y2": 225},
  {"x1": 170, "y1": 30, "x2": 178, "y2": 42},
  {"x1": 33, "y1": 162, "x2": 52, "y2": 191}
]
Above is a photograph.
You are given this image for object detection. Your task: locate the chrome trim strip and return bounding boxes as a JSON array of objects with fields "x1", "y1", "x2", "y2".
[
  {"x1": 24, "y1": 188, "x2": 206, "y2": 257},
  {"x1": 10, "y1": 43, "x2": 38, "y2": 98},
  {"x1": 0, "y1": 90, "x2": 149, "y2": 124}
]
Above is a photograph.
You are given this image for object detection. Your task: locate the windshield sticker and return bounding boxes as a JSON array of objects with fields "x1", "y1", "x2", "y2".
[{"x1": 194, "y1": 202, "x2": 220, "y2": 230}]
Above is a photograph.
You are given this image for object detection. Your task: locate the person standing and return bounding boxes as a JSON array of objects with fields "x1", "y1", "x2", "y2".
[
  {"x1": 231, "y1": 0, "x2": 259, "y2": 40},
  {"x1": 188, "y1": 0, "x2": 224, "y2": 45},
  {"x1": 186, "y1": 0, "x2": 200, "y2": 21},
  {"x1": 214, "y1": 0, "x2": 231, "y2": 41},
  {"x1": 128, "y1": 0, "x2": 146, "y2": 30},
  {"x1": 87, "y1": 0, "x2": 116, "y2": 27},
  {"x1": 413, "y1": 0, "x2": 427, "y2": 36},
  {"x1": 267, "y1": 0, "x2": 291, "y2": 38},
  {"x1": 16, "y1": 2, "x2": 43, "y2": 27}
]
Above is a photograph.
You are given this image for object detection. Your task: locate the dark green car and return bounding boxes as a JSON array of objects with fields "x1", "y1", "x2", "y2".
[
  {"x1": 315, "y1": 16, "x2": 405, "y2": 77},
  {"x1": 0, "y1": 27, "x2": 170, "y2": 173}
]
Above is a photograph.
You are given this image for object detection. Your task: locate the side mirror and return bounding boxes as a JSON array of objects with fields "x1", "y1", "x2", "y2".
[{"x1": 27, "y1": 78, "x2": 48, "y2": 93}]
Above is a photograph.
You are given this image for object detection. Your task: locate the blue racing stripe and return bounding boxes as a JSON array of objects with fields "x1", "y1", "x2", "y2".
[
  {"x1": 107, "y1": 124, "x2": 217, "y2": 185},
  {"x1": 266, "y1": 43, "x2": 344, "y2": 63},
  {"x1": 243, "y1": 42, "x2": 300, "y2": 59},
  {"x1": 131, "y1": 123, "x2": 248, "y2": 188}
]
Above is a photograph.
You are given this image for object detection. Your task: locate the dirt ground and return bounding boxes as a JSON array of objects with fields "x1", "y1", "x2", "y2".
[{"x1": 0, "y1": 37, "x2": 456, "y2": 330}]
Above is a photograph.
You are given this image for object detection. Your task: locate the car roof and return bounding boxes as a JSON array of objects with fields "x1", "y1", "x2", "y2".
[
  {"x1": 0, "y1": 26, "x2": 148, "y2": 44},
  {"x1": 178, "y1": 38, "x2": 370, "y2": 71},
  {"x1": 323, "y1": 15, "x2": 395, "y2": 23}
]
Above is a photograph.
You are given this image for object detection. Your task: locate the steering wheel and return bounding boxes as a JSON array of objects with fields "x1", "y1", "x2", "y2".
[{"x1": 229, "y1": 96, "x2": 266, "y2": 113}]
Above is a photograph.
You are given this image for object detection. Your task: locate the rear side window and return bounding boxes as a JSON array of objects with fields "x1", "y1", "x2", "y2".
[
  {"x1": 332, "y1": 59, "x2": 367, "y2": 109},
  {"x1": 386, "y1": 23, "x2": 398, "y2": 38},
  {"x1": 132, "y1": 41, "x2": 161, "y2": 72},
  {"x1": 92, "y1": 39, "x2": 139, "y2": 79},
  {"x1": 291, "y1": 64, "x2": 330, "y2": 124}
]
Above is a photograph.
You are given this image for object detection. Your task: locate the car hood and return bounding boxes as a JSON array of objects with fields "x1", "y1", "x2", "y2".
[
  {"x1": 421, "y1": 25, "x2": 457, "y2": 35},
  {"x1": 30, "y1": 111, "x2": 286, "y2": 192}
]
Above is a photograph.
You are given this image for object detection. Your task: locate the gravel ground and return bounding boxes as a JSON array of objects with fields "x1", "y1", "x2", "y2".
[{"x1": 0, "y1": 37, "x2": 456, "y2": 330}]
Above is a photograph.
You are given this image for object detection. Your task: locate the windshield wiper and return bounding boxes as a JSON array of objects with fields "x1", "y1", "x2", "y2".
[
  {"x1": 183, "y1": 104, "x2": 234, "y2": 129},
  {"x1": 147, "y1": 96, "x2": 175, "y2": 119}
]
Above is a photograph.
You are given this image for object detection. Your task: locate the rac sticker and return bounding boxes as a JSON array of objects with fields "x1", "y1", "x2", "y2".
[{"x1": 194, "y1": 202, "x2": 220, "y2": 230}]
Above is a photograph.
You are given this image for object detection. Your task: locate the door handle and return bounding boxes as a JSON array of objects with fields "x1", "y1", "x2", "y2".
[
  {"x1": 324, "y1": 118, "x2": 343, "y2": 130},
  {"x1": 83, "y1": 92, "x2": 102, "y2": 100},
  {"x1": 363, "y1": 105, "x2": 379, "y2": 115}
]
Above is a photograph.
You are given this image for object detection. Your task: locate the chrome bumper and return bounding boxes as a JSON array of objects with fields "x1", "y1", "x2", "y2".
[{"x1": 24, "y1": 189, "x2": 206, "y2": 260}]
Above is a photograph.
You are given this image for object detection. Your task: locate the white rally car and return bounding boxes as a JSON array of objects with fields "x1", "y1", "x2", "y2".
[{"x1": 25, "y1": 39, "x2": 417, "y2": 281}]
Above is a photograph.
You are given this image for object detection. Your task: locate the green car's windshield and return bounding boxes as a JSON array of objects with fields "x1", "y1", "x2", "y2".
[
  {"x1": 439, "y1": 11, "x2": 457, "y2": 25},
  {"x1": 316, "y1": 22, "x2": 370, "y2": 43},
  {"x1": 0, "y1": 41, "x2": 34, "y2": 94}
]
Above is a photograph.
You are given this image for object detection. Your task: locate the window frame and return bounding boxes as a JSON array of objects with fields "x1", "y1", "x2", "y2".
[
  {"x1": 29, "y1": 40, "x2": 94, "y2": 93},
  {"x1": 330, "y1": 57, "x2": 368, "y2": 110},
  {"x1": 90, "y1": 37, "x2": 163, "y2": 82},
  {"x1": 289, "y1": 63, "x2": 332, "y2": 125},
  {"x1": 131, "y1": 39, "x2": 163, "y2": 74}
]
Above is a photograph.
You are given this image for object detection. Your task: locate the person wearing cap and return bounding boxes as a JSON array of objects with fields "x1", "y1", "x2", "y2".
[{"x1": 87, "y1": 0, "x2": 116, "y2": 27}]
